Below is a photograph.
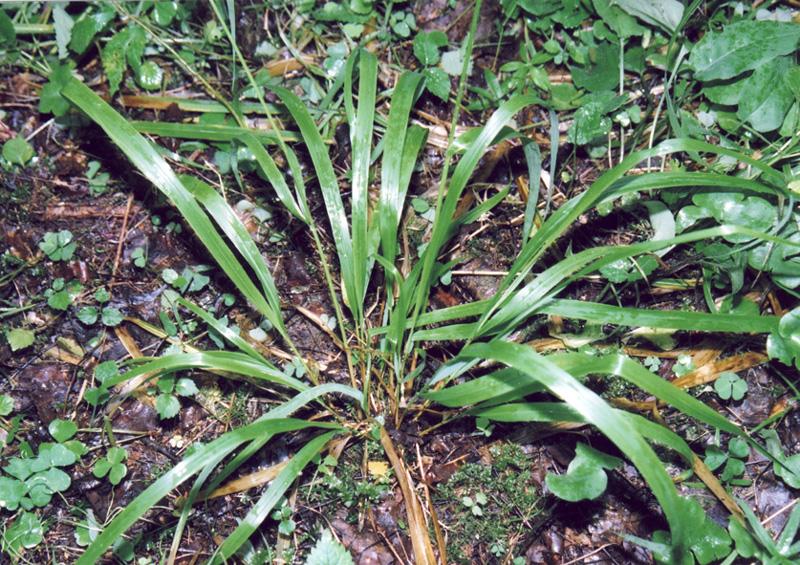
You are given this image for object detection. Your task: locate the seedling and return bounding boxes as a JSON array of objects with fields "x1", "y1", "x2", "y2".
[
  {"x1": 39, "y1": 230, "x2": 77, "y2": 262},
  {"x1": 271, "y1": 498, "x2": 296, "y2": 536},
  {"x1": 2, "y1": 136, "x2": 34, "y2": 166},
  {"x1": 461, "y1": 491, "x2": 487, "y2": 516},
  {"x1": 153, "y1": 375, "x2": 198, "y2": 419},
  {"x1": 93, "y1": 447, "x2": 128, "y2": 485},
  {"x1": 545, "y1": 443, "x2": 622, "y2": 502},
  {"x1": 714, "y1": 371, "x2": 747, "y2": 401}
]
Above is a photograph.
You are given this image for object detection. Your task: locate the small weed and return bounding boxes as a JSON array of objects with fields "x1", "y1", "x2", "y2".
[{"x1": 436, "y1": 443, "x2": 547, "y2": 563}]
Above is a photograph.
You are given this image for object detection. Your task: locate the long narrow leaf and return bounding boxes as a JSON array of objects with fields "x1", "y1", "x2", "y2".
[
  {"x1": 210, "y1": 431, "x2": 338, "y2": 563},
  {"x1": 76, "y1": 419, "x2": 340, "y2": 564},
  {"x1": 61, "y1": 79, "x2": 282, "y2": 330},
  {"x1": 459, "y1": 340, "x2": 691, "y2": 562}
]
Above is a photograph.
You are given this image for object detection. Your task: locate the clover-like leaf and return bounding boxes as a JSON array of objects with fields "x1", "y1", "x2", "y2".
[
  {"x1": 77, "y1": 306, "x2": 99, "y2": 325},
  {"x1": 545, "y1": 443, "x2": 621, "y2": 502},
  {"x1": 49, "y1": 419, "x2": 78, "y2": 443},
  {"x1": 0, "y1": 476, "x2": 25, "y2": 511},
  {"x1": 4, "y1": 511, "x2": 45, "y2": 553},
  {"x1": 101, "y1": 307, "x2": 124, "y2": 327},
  {"x1": 2, "y1": 136, "x2": 34, "y2": 166},
  {"x1": 714, "y1": 371, "x2": 747, "y2": 401},
  {"x1": 767, "y1": 306, "x2": 800, "y2": 369}
]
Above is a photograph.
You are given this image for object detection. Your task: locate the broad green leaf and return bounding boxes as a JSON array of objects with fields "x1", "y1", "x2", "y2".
[
  {"x1": 592, "y1": 0, "x2": 645, "y2": 38},
  {"x1": 5, "y1": 328, "x2": 34, "y2": 352},
  {"x1": 0, "y1": 8, "x2": 16, "y2": 46},
  {"x1": 155, "y1": 394, "x2": 181, "y2": 419},
  {"x1": 0, "y1": 476, "x2": 24, "y2": 511},
  {"x1": 545, "y1": 443, "x2": 621, "y2": 501},
  {"x1": 101, "y1": 307, "x2": 124, "y2": 327},
  {"x1": 413, "y1": 30, "x2": 448, "y2": 66},
  {"x1": 546, "y1": 458, "x2": 608, "y2": 501},
  {"x1": 2, "y1": 136, "x2": 34, "y2": 165},
  {"x1": 0, "y1": 394, "x2": 13, "y2": 416},
  {"x1": 77, "y1": 306, "x2": 99, "y2": 325},
  {"x1": 70, "y1": 7, "x2": 115, "y2": 54},
  {"x1": 613, "y1": 0, "x2": 684, "y2": 33},
  {"x1": 4, "y1": 511, "x2": 44, "y2": 553},
  {"x1": 736, "y1": 57, "x2": 794, "y2": 132},
  {"x1": 153, "y1": 1, "x2": 178, "y2": 26},
  {"x1": 137, "y1": 60, "x2": 164, "y2": 91},
  {"x1": 571, "y1": 42, "x2": 619, "y2": 92},
  {"x1": 423, "y1": 67, "x2": 450, "y2": 101},
  {"x1": 48, "y1": 419, "x2": 77, "y2": 442},
  {"x1": 568, "y1": 92, "x2": 625, "y2": 145},
  {"x1": 305, "y1": 529, "x2": 354, "y2": 565},
  {"x1": 689, "y1": 21, "x2": 800, "y2": 81}
]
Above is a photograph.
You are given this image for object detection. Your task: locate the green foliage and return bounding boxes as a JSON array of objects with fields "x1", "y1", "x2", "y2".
[
  {"x1": 545, "y1": 442, "x2": 622, "y2": 501},
  {"x1": 2, "y1": 136, "x2": 34, "y2": 166},
  {"x1": 689, "y1": 21, "x2": 800, "y2": 82},
  {"x1": 48, "y1": 419, "x2": 77, "y2": 443},
  {"x1": 1, "y1": 511, "x2": 45, "y2": 556},
  {"x1": 100, "y1": 306, "x2": 123, "y2": 327},
  {"x1": 93, "y1": 447, "x2": 128, "y2": 485},
  {"x1": 4, "y1": 328, "x2": 34, "y2": 352},
  {"x1": 767, "y1": 306, "x2": 800, "y2": 370},
  {"x1": 0, "y1": 394, "x2": 13, "y2": 416},
  {"x1": 413, "y1": 31, "x2": 447, "y2": 66},
  {"x1": 305, "y1": 529, "x2": 353, "y2": 565},
  {"x1": 713, "y1": 372, "x2": 747, "y2": 402},
  {"x1": 8, "y1": 2, "x2": 795, "y2": 561},
  {"x1": 101, "y1": 24, "x2": 147, "y2": 95},
  {"x1": 154, "y1": 375, "x2": 198, "y2": 419},
  {"x1": 436, "y1": 444, "x2": 545, "y2": 563},
  {"x1": 728, "y1": 498, "x2": 800, "y2": 563},
  {"x1": 0, "y1": 443, "x2": 77, "y2": 511},
  {"x1": 39, "y1": 230, "x2": 77, "y2": 262}
]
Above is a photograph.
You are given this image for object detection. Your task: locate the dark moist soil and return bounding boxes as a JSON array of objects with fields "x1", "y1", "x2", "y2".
[{"x1": 3, "y1": 3, "x2": 800, "y2": 564}]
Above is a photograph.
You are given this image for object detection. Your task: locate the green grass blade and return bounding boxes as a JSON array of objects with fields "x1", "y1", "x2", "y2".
[
  {"x1": 541, "y1": 299, "x2": 779, "y2": 333},
  {"x1": 76, "y1": 419, "x2": 340, "y2": 565},
  {"x1": 240, "y1": 132, "x2": 307, "y2": 221},
  {"x1": 180, "y1": 175, "x2": 287, "y2": 337},
  {"x1": 102, "y1": 351, "x2": 307, "y2": 392},
  {"x1": 460, "y1": 340, "x2": 690, "y2": 562},
  {"x1": 473, "y1": 402, "x2": 695, "y2": 464},
  {"x1": 378, "y1": 71, "x2": 424, "y2": 268},
  {"x1": 210, "y1": 431, "x2": 338, "y2": 563},
  {"x1": 480, "y1": 225, "x2": 794, "y2": 338},
  {"x1": 176, "y1": 297, "x2": 268, "y2": 363},
  {"x1": 267, "y1": 83, "x2": 358, "y2": 319},
  {"x1": 61, "y1": 78, "x2": 281, "y2": 329},
  {"x1": 130, "y1": 120, "x2": 298, "y2": 143},
  {"x1": 203, "y1": 383, "x2": 362, "y2": 494},
  {"x1": 349, "y1": 49, "x2": 378, "y2": 315},
  {"x1": 475, "y1": 138, "x2": 787, "y2": 336},
  {"x1": 411, "y1": 95, "x2": 539, "y2": 321},
  {"x1": 521, "y1": 140, "x2": 541, "y2": 244}
]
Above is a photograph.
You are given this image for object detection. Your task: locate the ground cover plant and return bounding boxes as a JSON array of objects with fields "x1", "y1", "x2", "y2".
[{"x1": 1, "y1": 1, "x2": 800, "y2": 563}]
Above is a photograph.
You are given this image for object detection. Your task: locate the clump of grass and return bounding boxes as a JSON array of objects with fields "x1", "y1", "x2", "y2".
[{"x1": 17, "y1": 1, "x2": 799, "y2": 563}]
